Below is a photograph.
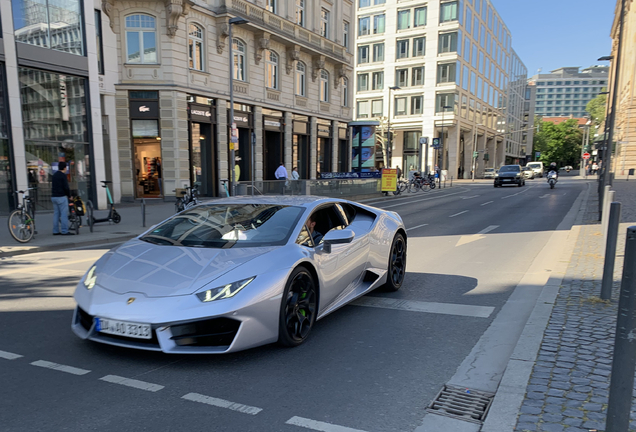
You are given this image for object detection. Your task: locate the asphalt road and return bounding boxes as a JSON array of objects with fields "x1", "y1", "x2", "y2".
[{"x1": 0, "y1": 177, "x2": 586, "y2": 432}]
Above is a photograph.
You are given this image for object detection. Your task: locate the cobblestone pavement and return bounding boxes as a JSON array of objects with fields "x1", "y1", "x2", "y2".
[{"x1": 514, "y1": 180, "x2": 636, "y2": 432}]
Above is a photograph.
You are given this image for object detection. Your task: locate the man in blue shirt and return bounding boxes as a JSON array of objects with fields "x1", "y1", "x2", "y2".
[
  {"x1": 274, "y1": 162, "x2": 288, "y2": 194},
  {"x1": 51, "y1": 162, "x2": 73, "y2": 235}
]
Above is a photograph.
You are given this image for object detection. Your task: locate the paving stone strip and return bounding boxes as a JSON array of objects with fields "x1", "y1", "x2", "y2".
[{"x1": 514, "y1": 185, "x2": 636, "y2": 432}]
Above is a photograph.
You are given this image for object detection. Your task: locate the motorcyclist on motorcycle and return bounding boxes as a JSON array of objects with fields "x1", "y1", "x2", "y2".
[{"x1": 547, "y1": 162, "x2": 558, "y2": 178}]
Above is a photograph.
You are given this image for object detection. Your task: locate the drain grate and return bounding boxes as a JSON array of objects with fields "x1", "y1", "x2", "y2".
[{"x1": 427, "y1": 384, "x2": 494, "y2": 424}]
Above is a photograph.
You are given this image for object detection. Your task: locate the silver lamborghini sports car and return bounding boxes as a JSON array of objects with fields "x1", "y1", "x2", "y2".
[{"x1": 71, "y1": 196, "x2": 407, "y2": 354}]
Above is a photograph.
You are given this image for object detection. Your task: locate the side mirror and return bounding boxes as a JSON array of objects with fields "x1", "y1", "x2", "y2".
[{"x1": 321, "y1": 229, "x2": 354, "y2": 253}]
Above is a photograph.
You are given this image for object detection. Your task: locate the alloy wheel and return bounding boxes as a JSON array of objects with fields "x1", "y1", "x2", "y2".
[{"x1": 284, "y1": 271, "x2": 317, "y2": 343}]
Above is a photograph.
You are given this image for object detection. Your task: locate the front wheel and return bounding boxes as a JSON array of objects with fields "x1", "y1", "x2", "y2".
[
  {"x1": 8, "y1": 210, "x2": 34, "y2": 243},
  {"x1": 278, "y1": 267, "x2": 318, "y2": 347},
  {"x1": 112, "y1": 210, "x2": 121, "y2": 224},
  {"x1": 384, "y1": 233, "x2": 407, "y2": 291},
  {"x1": 550, "y1": 182, "x2": 555, "y2": 189}
]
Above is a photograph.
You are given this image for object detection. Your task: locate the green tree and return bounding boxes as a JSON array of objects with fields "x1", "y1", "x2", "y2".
[
  {"x1": 533, "y1": 119, "x2": 583, "y2": 167},
  {"x1": 586, "y1": 89, "x2": 607, "y2": 126}
]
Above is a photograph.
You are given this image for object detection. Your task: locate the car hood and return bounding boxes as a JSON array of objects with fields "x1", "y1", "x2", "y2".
[{"x1": 95, "y1": 240, "x2": 277, "y2": 297}]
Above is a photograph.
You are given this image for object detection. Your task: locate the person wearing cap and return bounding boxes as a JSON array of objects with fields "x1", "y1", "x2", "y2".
[
  {"x1": 51, "y1": 161, "x2": 73, "y2": 235},
  {"x1": 234, "y1": 156, "x2": 241, "y2": 183}
]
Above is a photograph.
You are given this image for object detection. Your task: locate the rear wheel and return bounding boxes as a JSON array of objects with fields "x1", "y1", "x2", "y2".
[
  {"x1": 112, "y1": 210, "x2": 121, "y2": 224},
  {"x1": 384, "y1": 233, "x2": 406, "y2": 291},
  {"x1": 278, "y1": 267, "x2": 318, "y2": 347},
  {"x1": 8, "y1": 210, "x2": 34, "y2": 243}
]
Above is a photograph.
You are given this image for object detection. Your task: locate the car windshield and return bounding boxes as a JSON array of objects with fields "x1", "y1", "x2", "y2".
[
  {"x1": 527, "y1": 163, "x2": 541, "y2": 169},
  {"x1": 140, "y1": 204, "x2": 305, "y2": 248},
  {"x1": 485, "y1": 169, "x2": 494, "y2": 172},
  {"x1": 499, "y1": 166, "x2": 520, "y2": 173}
]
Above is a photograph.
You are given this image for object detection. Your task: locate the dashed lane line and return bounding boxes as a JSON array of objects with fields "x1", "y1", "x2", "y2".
[
  {"x1": 0, "y1": 350, "x2": 23, "y2": 360},
  {"x1": 99, "y1": 375, "x2": 164, "y2": 392},
  {"x1": 352, "y1": 297, "x2": 494, "y2": 319},
  {"x1": 406, "y1": 223, "x2": 428, "y2": 231},
  {"x1": 182, "y1": 393, "x2": 263, "y2": 415},
  {"x1": 286, "y1": 416, "x2": 369, "y2": 432},
  {"x1": 379, "y1": 189, "x2": 468, "y2": 209},
  {"x1": 478, "y1": 225, "x2": 499, "y2": 235},
  {"x1": 31, "y1": 360, "x2": 91, "y2": 375},
  {"x1": 481, "y1": 201, "x2": 494, "y2": 206},
  {"x1": 449, "y1": 210, "x2": 469, "y2": 218}
]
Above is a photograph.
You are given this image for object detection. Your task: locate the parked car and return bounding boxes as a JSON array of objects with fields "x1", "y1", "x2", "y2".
[
  {"x1": 483, "y1": 168, "x2": 498, "y2": 179},
  {"x1": 494, "y1": 165, "x2": 525, "y2": 187},
  {"x1": 522, "y1": 166, "x2": 535, "y2": 179}
]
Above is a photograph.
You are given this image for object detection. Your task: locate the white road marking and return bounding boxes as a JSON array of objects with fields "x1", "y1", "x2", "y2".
[
  {"x1": 352, "y1": 297, "x2": 494, "y2": 319},
  {"x1": 455, "y1": 225, "x2": 499, "y2": 247},
  {"x1": 539, "y1": 194, "x2": 550, "y2": 198},
  {"x1": 478, "y1": 225, "x2": 499, "y2": 235},
  {"x1": 380, "y1": 190, "x2": 468, "y2": 209},
  {"x1": 406, "y1": 223, "x2": 428, "y2": 232},
  {"x1": 286, "y1": 416, "x2": 369, "y2": 432},
  {"x1": 31, "y1": 360, "x2": 90, "y2": 375},
  {"x1": 461, "y1": 195, "x2": 480, "y2": 199},
  {"x1": 0, "y1": 350, "x2": 23, "y2": 360},
  {"x1": 501, "y1": 187, "x2": 532, "y2": 200},
  {"x1": 449, "y1": 210, "x2": 468, "y2": 218},
  {"x1": 99, "y1": 375, "x2": 164, "y2": 392},
  {"x1": 0, "y1": 257, "x2": 97, "y2": 276},
  {"x1": 182, "y1": 393, "x2": 262, "y2": 415},
  {"x1": 481, "y1": 201, "x2": 494, "y2": 206}
]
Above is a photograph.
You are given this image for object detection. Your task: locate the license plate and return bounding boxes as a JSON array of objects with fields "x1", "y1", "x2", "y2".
[{"x1": 95, "y1": 318, "x2": 152, "y2": 339}]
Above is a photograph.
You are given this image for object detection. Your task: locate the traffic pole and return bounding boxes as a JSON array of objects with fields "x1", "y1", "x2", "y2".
[{"x1": 600, "y1": 202, "x2": 621, "y2": 300}]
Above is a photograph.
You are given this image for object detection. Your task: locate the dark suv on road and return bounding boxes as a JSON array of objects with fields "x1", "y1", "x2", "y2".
[{"x1": 494, "y1": 165, "x2": 525, "y2": 187}]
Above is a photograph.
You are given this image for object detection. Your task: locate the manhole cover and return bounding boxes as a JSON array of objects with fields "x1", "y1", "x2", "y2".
[{"x1": 427, "y1": 384, "x2": 494, "y2": 424}]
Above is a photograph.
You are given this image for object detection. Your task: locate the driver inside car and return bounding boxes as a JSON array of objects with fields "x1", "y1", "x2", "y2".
[{"x1": 307, "y1": 214, "x2": 323, "y2": 244}]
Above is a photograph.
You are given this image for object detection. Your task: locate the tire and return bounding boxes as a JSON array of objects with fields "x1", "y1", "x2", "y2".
[
  {"x1": 278, "y1": 267, "x2": 318, "y2": 347},
  {"x1": 112, "y1": 210, "x2": 121, "y2": 224},
  {"x1": 550, "y1": 183, "x2": 554, "y2": 189},
  {"x1": 430, "y1": 181, "x2": 436, "y2": 190},
  {"x1": 518, "y1": 181, "x2": 522, "y2": 187},
  {"x1": 71, "y1": 214, "x2": 80, "y2": 235},
  {"x1": 87, "y1": 200, "x2": 94, "y2": 232},
  {"x1": 175, "y1": 199, "x2": 183, "y2": 213},
  {"x1": 384, "y1": 233, "x2": 407, "y2": 292},
  {"x1": 8, "y1": 210, "x2": 34, "y2": 243}
]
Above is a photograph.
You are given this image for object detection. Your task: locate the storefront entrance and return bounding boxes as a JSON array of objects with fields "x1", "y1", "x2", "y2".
[
  {"x1": 130, "y1": 96, "x2": 162, "y2": 199},
  {"x1": 293, "y1": 116, "x2": 310, "y2": 179},
  {"x1": 317, "y1": 121, "x2": 332, "y2": 175},
  {"x1": 189, "y1": 101, "x2": 217, "y2": 196},
  {"x1": 263, "y1": 113, "x2": 284, "y2": 180},
  {"x1": 229, "y1": 107, "x2": 253, "y2": 183}
]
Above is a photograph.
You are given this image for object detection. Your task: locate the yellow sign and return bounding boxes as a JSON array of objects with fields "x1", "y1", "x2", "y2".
[
  {"x1": 229, "y1": 142, "x2": 234, "y2": 150},
  {"x1": 381, "y1": 168, "x2": 397, "y2": 192}
]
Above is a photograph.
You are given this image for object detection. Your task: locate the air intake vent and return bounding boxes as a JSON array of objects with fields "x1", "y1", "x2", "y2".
[{"x1": 427, "y1": 385, "x2": 494, "y2": 424}]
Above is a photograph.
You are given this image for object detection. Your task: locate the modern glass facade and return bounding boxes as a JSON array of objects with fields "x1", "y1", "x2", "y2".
[{"x1": 0, "y1": 65, "x2": 14, "y2": 215}]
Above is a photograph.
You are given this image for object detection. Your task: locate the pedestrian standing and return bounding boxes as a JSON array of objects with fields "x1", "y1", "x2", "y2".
[
  {"x1": 592, "y1": 162, "x2": 598, "y2": 175},
  {"x1": 275, "y1": 162, "x2": 288, "y2": 194},
  {"x1": 395, "y1": 165, "x2": 402, "y2": 179},
  {"x1": 51, "y1": 162, "x2": 73, "y2": 235},
  {"x1": 291, "y1": 167, "x2": 300, "y2": 194}
]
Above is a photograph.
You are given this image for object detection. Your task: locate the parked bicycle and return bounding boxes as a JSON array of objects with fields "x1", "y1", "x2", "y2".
[
  {"x1": 175, "y1": 183, "x2": 200, "y2": 213},
  {"x1": 68, "y1": 194, "x2": 85, "y2": 235},
  {"x1": 393, "y1": 178, "x2": 409, "y2": 195},
  {"x1": 407, "y1": 172, "x2": 433, "y2": 193},
  {"x1": 86, "y1": 181, "x2": 121, "y2": 232},
  {"x1": 8, "y1": 188, "x2": 37, "y2": 243}
]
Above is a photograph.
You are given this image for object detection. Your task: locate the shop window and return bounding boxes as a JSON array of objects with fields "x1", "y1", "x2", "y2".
[
  {"x1": 189, "y1": 23, "x2": 204, "y2": 71},
  {"x1": 296, "y1": 61, "x2": 306, "y2": 96},
  {"x1": 125, "y1": 14, "x2": 157, "y2": 64},
  {"x1": 320, "y1": 70, "x2": 329, "y2": 102},
  {"x1": 265, "y1": 50, "x2": 279, "y2": 89},
  {"x1": 233, "y1": 38, "x2": 246, "y2": 81}
]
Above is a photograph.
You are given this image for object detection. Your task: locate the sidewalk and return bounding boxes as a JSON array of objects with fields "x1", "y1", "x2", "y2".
[{"x1": 511, "y1": 179, "x2": 636, "y2": 432}]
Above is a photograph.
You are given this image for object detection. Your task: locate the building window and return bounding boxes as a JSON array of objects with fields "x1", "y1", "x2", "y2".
[
  {"x1": 413, "y1": 37, "x2": 426, "y2": 57},
  {"x1": 371, "y1": 99, "x2": 383, "y2": 117},
  {"x1": 296, "y1": 0, "x2": 305, "y2": 26},
  {"x1": 372, "y1": 71, "x2": 384, "y2": 90},
  {"x1": 342, "y1": 77, "x2": 348, "y2": 107},
  {"x1": 414, "y1": 7, "x2": 427, "y2": 27},
  {"x1": 265, "y1": 50, "x2": 278, "y2": 89},
  {"x1": 359, "y1": 16, "x2": 370, "y2": 36},
  {"x1": 398, "y1": 10, "x2": 410, "y2": 30},
  {"x1": 188, "y1": 24, "x2": 204, "y2": 71},
  {"x1": 396, "y1": 39, "x2": 409, "y2": 59},
  {"x1": 395, "y1": 97, "x2": 408, "y2": 116},
  {"x1": 343, "y1": 21, "x2": 349, "y2": 49},
  {"x1": 321, "y1": 9, "x2": 330, "y2": 38},
  {"x1": 320, "y1": 70, "x2": 329, "y2": 102},
  {"x1": 440, "y1": 2, "x2": 458, "y2": 22},
  {"x1": 13, "y1": 0, "x2": 84, "y2": 55},
  {"x1": 233, "y1": 38, "x2": 246, "y2": 81},
  {"x1": 373, "y1": 43, "x2": 384, "y2": 62},
  {"x1": 357, "y1": 100, "x2": 370, "y2": 118},
  {"x1": 95, "y1": 10, "x2": 104, "y2": 74},
  {"x1": 411, "y1": 96, "x2": 423, "y2": 114},
  {"x1": 438, "y1": 32, "x2": 458, "y2": 53},
  {"x1": 373, "y1": 14, "x2": 386, "y2": 34},
  {"x1": 358, "y1": 45, "x2": 369, "y2": 64},
  {"x1": 411, "y1": 66, "x2": 424, "y2": 86},
  {"x1": 357, "y1": 73, "x2": 369, "y2": 92},
  {"x1": 437, "y1": 63, "x2": 456, "y2": 84},
  {"x1": 435, "y1": 93, "x2": 455, "y2": 112},
  {"x1": 296, "y1": 62, "x2": 306, "y2": 96},
  {"x1": 125, "y1": 14, "x2": 157, "y2": 63},
  {"x1": 396, "y1": 68, "x2": 408, "y2": 87}
]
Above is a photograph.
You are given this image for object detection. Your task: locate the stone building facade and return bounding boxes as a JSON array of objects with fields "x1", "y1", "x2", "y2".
[{"x1": 101, "y1": 0, "x2": 354, "y2": 201}]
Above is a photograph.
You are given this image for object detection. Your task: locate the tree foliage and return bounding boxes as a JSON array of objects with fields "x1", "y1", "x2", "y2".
[
  {"x1": 533, "y1": 119, "x2": 583, "y2": 167},
  {"x1": 586, "y1": 89, "x2": 607, "y2": 126}
]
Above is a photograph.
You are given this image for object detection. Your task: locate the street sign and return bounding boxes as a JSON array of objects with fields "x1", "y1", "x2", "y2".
[
  {"x1": 432, "y1": 138, "x2": 440, "y2": 149},
  {"x1": 419, "y1": 137, "x2": 428, "y2": 145},
  {"x1": 535, "y1": 151, "x2": 541, "y2": 159},
  {"x1": 583, "y1": 152, "x2": 591, "y2": 160}
]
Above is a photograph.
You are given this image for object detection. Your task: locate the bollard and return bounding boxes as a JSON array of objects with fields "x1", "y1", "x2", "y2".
[
  {"x1": 602, "y1": 190, "x2": 615, "y2": 243},
  {"x1": 606, "y1": 226, "x2": 636, "y2": 432},
  {"x1": 141, "y1": 198, "x2": 146, "y2": 227},
  {"x1": 450, "y1": 176, "x2": 453, "y2": 187},
  {"x1": 600, "y1": 202, "x2": 621, "y2": 300},
  {"x1": 600, "y1": 185, "x2": 611, "y2": 222}
]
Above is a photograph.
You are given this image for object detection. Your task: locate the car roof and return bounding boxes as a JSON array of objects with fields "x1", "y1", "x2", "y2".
[{"x1": 197, "y1": 195, "x2": 349, "y2": 209}]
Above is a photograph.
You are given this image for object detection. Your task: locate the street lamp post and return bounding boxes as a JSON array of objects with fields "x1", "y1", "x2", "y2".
[
  {"x1": 228, "y1": 16, "x2": 249, "y2": 196},
  {"x1": 581, "y1": 117, "x2": 591, "y2": 179},
  {"x1": 471, "y1": 123, "x2": 484, "y2": 181},
  {"x1": 387, "y1": 86, "x2": 400, "y2": 169}
]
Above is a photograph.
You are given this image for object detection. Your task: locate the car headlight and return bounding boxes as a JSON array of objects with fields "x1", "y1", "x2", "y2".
[
  {"x1": 196, "y1": 277, "x2": 255, "y2": 302},
  {"x1": 84, "y1": 266, "x2": 97, "y2": 290}
]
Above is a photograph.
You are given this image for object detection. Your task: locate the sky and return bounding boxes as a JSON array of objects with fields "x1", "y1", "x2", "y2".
[{"x1": 490, "y1": 0, "x2": 615, "y2": 77}]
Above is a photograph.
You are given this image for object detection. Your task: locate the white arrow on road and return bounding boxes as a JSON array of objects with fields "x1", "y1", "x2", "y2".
[
  {"x1": 456, "y1": 225, "x2": 499, "y2": 247},
  {"x1": 539, "y1": 194, "x2": 550, "y2": 199}
]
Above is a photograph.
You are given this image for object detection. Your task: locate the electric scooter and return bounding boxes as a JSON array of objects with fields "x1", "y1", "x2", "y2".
[{"x1": 87, "y1": 181, "x2": 121, "y2": 232}]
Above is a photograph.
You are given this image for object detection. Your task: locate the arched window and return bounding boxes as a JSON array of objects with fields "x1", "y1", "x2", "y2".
[
  {"x1": 320, "y1": 70, "x2": 329, "y2": 102},
  {"x1": 341, "y1": 77, "x2": 348, "y2": 107},
  {"x1": 295, "y1": 61, "x2": 306, "y2": 96},
  {"x1": 125, "y1": 14, "x2": 157, "y2": 64},
  {"x1": 265, "y1": 50, "x2": 278, "y2": 89},
  {"x1": 189, "y1": 24, "x2": 203, "y2": 70},
  {"x1": 232, "y1": 38, "x2": 246, "y2": 81}
]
